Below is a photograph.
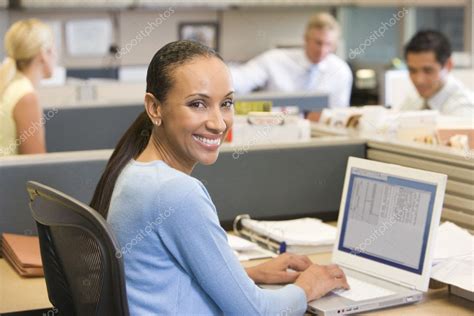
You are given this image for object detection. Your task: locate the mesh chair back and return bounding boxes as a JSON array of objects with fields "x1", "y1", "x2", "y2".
[{"x1": 27, "y1": 181, "x2": 129, "y2": 316}]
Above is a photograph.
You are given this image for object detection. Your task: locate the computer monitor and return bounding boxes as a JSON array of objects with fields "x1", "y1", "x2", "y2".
[
  {"x1": 333, "y1": 157, "x2": 447, "y2": 291},
  {"x1": 338, "y1": 166, "x2": 437, "y2": 274}
]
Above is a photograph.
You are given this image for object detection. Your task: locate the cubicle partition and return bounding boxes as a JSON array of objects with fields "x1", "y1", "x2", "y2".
[
  {"x1": 194, "y1": 139, "x2": 365, "y2": 227},
  {"x1": 366, "y1": 139, "x2": 474, "y2": 233},
  {"x1": 311, "y1": 123, "x2": 474, "y2": 233},
  {"x1": 236, "y1": 92, "x2": 328, "y2": 112},
  {"x1": 42, "y1": 93, "x2": 328, "y2": 153},
  {"x1": 0, "y1": 150, "x2": 110, "y2": 237},
  {"x1": 44, "y1": 104, "x2": 143, "y2": 152},
  {"x1": 0, "y1": 138, "x2": 365, "y2": 236}
]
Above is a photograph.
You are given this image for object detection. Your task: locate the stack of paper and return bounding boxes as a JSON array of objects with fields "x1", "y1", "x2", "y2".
[
  {"x1": 436, "y1": 115, "x2": 474, "y2": 150},
  {"x1": 431, "y1": 254, "x2": 474, "y2": 300},
  {"x1": 1, "y1": 233, "x2": 43, "y2": 277},
  {"x1": 241, "y1": 217, "x2": 337, "y2": 254},
  {"x1": 227, "y1": 234, "x2": 276, "y2": 261},
  {"x1": 431, "y1": 222, "x2": 474, "y2": 301},
  {"x1": 433, "y1": 221, "x2": 473, "y2": 264}
]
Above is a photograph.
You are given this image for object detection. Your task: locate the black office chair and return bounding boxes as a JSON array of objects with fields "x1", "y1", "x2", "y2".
[{"x1": 26, "y1": 181, "x2": 129, "y2": 316}]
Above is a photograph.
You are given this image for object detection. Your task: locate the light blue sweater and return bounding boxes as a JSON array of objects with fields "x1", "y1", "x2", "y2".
[{"x1": 108, "y1": 160, "x2": 307, "y2": 315}]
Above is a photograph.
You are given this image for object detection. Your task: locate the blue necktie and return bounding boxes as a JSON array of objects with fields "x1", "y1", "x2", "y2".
[{"x1": 304, "y1": 65, "x2": 318, "y2": 90}]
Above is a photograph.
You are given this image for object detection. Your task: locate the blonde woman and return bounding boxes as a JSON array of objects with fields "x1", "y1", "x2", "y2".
[{"x1": 0, "y1": 19, "x2": 56, "y2": 156}]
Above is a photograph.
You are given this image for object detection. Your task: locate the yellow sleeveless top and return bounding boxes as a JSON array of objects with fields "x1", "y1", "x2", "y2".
[{"x1": 0, "y1": 72, "x2": 34, "y2": 156}]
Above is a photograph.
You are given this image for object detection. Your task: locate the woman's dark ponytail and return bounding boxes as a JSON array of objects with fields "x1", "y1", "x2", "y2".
[
  {"x1": 90, "y1": 111, "x2": 152, "y2": 218},
  {"x1": 90, "y1": 40, "x2": 222, "y2": 219}
]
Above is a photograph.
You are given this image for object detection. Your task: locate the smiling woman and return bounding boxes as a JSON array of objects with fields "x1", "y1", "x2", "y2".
[
  {"x1": 90, "y1": 40, "x2": 348, "y2": 315},
  {"x1": 140, "y1": 51, "x2": 234, "y2": 170}
]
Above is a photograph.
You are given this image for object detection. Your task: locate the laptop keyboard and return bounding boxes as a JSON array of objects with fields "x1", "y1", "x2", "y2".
[{"x1": 332, "y1": 276, "x2": 395, "y2": 301}]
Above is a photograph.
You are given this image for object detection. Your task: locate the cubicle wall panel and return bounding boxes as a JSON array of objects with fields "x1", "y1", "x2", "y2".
[
  {"x1": 44, "y1": 105, "x2": 143, "y2": 152},
  {"x1": 193, "y1": 143, "x2": 366, "y2": 227},
  {"x1": 446, "y1": 180, "x2": 474, "y2": 199},
  {"x1": 236, "y1": 94, "x2": 328, "y2": 112},
  {"x1": 0, "y1": 159, "x2": 107, "y2": 236},
  {"x1": 444, "y1": 195, "x2": 474, "y2": 214},
  {"x1": 0, "y1": 141, "x2": 365, "y2": 236},
  {"x1": 367, "y1": 147, "x2": 474, "y2": 232},
  {"x1": 442, "y1": 208, "x2": 474, "y2": 232},
  {"x1": 367, "y1": 150, "x2": 474, "y2": 183},
  {"x1": 43, "y1": 94, "x2": 328, "y2": 153}
]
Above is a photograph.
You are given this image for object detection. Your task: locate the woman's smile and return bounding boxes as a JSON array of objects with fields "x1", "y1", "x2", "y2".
[{"x1": 192, "y1": 134, "x2": 222, "y2": 150}]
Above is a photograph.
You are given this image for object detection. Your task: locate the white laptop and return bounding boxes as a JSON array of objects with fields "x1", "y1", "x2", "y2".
[{"x1": 307, "y1": 157, "x2": 447, "y2": 315}]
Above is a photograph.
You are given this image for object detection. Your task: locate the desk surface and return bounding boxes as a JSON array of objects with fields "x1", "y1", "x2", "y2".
[
  {"x1": 1, "y1": 253, "x2": 473, "y2": 314},
  {"x1": 243, "y1": 252, "x2": 474, "y2": 316},
  {"x1": 0, "y1": 259, "x2": 51, "y2": 313}
]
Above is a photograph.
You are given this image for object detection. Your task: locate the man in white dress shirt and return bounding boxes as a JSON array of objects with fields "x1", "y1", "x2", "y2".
[
  {"x1": 398, "y1": 30, "x2": 473, "y2": 116},
  {"x1": 230, "y1": 12, "x2": 353, "y2": 108}
]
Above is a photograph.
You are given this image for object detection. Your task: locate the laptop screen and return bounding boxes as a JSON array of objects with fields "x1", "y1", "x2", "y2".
[{"x1": 338, "y1": 167, "x2": 437, "y2": 275}]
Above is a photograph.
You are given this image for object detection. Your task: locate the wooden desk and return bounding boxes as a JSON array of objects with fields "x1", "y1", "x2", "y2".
[
  {"x1": 1, "y1": 253, "x2": 473, "y2": 315},
  {"x1": 243, "y1": 252, "x2": 474, "y2": 316},
  {"x1": 0, "y1": 259, "x2": 51, "y2": 313}
]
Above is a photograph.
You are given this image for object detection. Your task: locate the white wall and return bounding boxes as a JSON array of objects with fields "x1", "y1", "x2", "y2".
[
  {"x1": 117, "y1": 8, "x2": 218, "y2": 65},
  {"x1": 0, "y1": 10, "x2": 9, "y2": 61},
  {"x1": 8, "y1": 4, "x2": 469, "y2": 69},
  {"x1": 9, "y1": 10, "x2": 119, "y2": 68},
  {"x1": 8, "y1": 6, "x2": 330, "y2": 68},
  {"x1": 220, "y1": 7, "x2": 330, "y2": 62}
]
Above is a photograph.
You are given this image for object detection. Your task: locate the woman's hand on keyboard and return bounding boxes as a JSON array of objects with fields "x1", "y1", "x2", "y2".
[
  {"x1": 245, "y1": 252, "x2": 313, "y2": 284},
  {"x1": 294, "y1": 264, "x2": 350, "y2": 302}
]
